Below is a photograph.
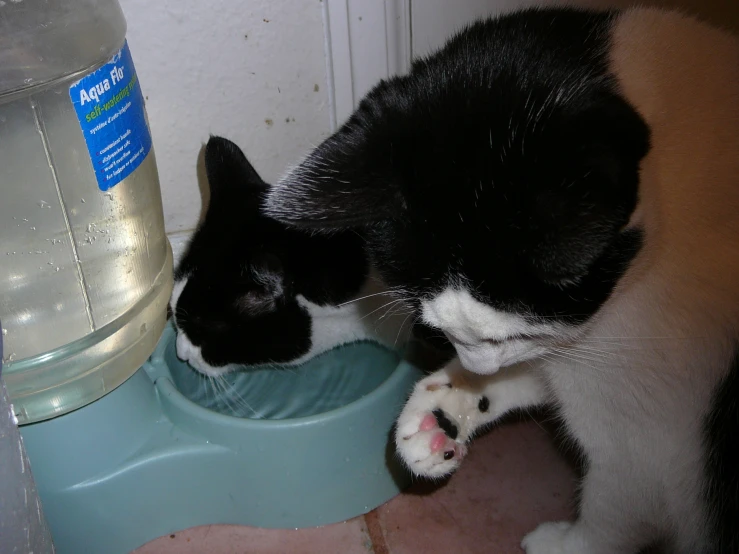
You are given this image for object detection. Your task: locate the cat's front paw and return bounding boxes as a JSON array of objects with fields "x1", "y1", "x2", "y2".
[
  {"x1": 521, "y1": 522, "x2": 584, "y2": 554},
  {"x1": 395, "y1": 407, "x2": 469, "y2": 477},
  {"x1": 394, "y1": 367, "x2": 493, "y2": 478}
]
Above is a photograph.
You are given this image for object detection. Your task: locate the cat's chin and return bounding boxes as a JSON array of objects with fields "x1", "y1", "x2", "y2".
[
  {"x1": 455, "y1": 344, "x2": 551, "y2": 375},
  {"x1": 174, "y1": 331, "x2": 237, "y2": 378}
]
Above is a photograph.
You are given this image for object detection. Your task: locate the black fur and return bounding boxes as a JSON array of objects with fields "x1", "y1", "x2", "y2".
[
  {"x1": 703, "y1": 352, "x2": 739, "y2": 554},
  {"x1": 266, "y1": 7, "x2": 649, "y2": 324},
  {"x1": 433, "y1": 408, "x2": 458, "y2": 440},
  {"x1": 478, "y1": 396, "x2": 490, "y2": 413},
  {"x1": 174, "y1": 136, "x2": 369, "y2": 366}
]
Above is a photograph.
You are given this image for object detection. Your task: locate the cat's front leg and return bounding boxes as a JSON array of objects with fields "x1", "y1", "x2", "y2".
[
  {"x1": 521, "y1": 463, "x2": 657, "y2": 554},
  {"x1": 394, "y1": 357, "x2": 549, "y2": 477}
]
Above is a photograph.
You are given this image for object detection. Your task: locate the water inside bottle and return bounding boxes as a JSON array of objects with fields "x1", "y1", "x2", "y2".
[{"x1": 0, "y1": 73, "x2": 172, "y2": 424}]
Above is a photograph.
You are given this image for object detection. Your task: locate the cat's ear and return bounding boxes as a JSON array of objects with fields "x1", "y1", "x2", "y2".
[
  {"x1": 263, "y1": 130, "x2": 405, "y2": 230},
  {"x1": 204, "y1": 135, "x2": 267, "y2": 208}
]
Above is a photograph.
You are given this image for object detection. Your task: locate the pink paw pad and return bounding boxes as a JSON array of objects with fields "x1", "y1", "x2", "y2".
[
  {"x1": 430, "y1": 432, "x2": 448, "y2": 453},
  {"x1": 420, "y1": 413, "x2": 438, "y2": 431}
]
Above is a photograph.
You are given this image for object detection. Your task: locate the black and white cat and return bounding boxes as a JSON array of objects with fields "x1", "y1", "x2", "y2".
[
  {"x1": 170, "y1": 136, "x2": 421, "y2": 377},
  {"x1": 265, "y1": 7, "x2": 739, "y2": 554}
]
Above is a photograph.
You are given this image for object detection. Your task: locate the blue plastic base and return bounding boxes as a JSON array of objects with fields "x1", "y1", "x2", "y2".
[{"x1": 20, "y1": 326, "x2": 423, "y2": 554}]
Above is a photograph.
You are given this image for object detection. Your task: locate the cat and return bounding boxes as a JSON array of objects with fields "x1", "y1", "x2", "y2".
[
  {"x1": 264, "y1": 6, "x2": 739, "y2": 554},
  {"x1": 170, "y1": 135, "x2": 449, "y2": 377}
]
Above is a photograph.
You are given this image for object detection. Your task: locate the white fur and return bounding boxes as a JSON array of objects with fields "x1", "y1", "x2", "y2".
[
  {"x1": 170, "y1": 278, "x2": 187, "y2": 312},
  {"x1": 521, "y1": 522, "x2": 580, "y2": 554},
  {"x1": 398, "y1": 282, "x2": 723, "y2": 552},
  {"x1": 421, "y1": 288, "x2": 571, "y2": 374}
]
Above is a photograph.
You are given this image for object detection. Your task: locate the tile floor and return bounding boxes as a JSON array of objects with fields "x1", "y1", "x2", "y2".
[{"x1": 133, "y1": 414, "x2": 579, "y2": 554}]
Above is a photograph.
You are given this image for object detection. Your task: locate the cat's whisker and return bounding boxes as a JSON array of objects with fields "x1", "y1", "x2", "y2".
[
  {"x1": 216, "y1": 375, "x2": 256, "y2": 416},
  {"x1": 209, "y1": 375, "x2": 232, "y2": 410},
  {"x1": 545, "y1": 350, "x2": 615, "y2": 375},
  {"x1": 205, "y1": 374, "x2": 214, "y2": 407},
  {"x1": 575, "y1": 337, "x2": 699, "y2": 352},
  {"x1": 569, "y1": 343, "x2": 624, "y2": 354},
  {"x1": 172, "y1": 307, "x2": 192, "y2": 321},
  {"x1": 551, "y1": 347, "x2": 612, "y2": 366},
  {"x1": 527, "y1": 313, "x2": 592, "y2": 320},
  {"x1": 575, "y1": 338, "x2": 644, "y2": 346},
  {"x1": 373, "y1": 313, "x2": 414, "y2": 334},
  {"x1": 377, "y1": 300, "x2": 408, "y2": 319},
  {"x1": 378, "y1": 301, "x2": 414, "y2": 323},
  {"x1": 336, "y1": 290, "x2": 394, "y2": 307},
  {"x1": 394, "y1": 313, "x2": 418, "y2": 347},
  {"x1": 545, "y1": 357, "x2": 616, "y2": 380},
  {"x1": 582, "y1": 335, "x2": 703, "y2": 341},
  {"x1": 383, "y1": 284, "x2": 413, "y2": 299},
  {"x1": 359, "y1": 298, "x2": 408, "y2": 322},
  {"x1": 209, "y1": 374, "x2": 227, "y2": 410},
  {"x1": 556, "y1": 345, "x2": 622, "y2": 361},
  {"x1": 211, "y1": 374, "x2": 256, "y2": 417},
  {"x1": 371, "y1": 309, "x2": 414, "y2": 340},
  {"x1": 278, "y1": 363, "x2": 300, "y2": 376}
]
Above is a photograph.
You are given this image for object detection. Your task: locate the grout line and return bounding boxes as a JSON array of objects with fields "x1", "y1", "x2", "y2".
[{"x1": 364, "y1": 510, "x2": 390, "y2": 554}]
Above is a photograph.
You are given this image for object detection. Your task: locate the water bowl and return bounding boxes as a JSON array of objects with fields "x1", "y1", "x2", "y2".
[
  {"x1": 169, "y1": 335, "x2": 403, "y2": 420},
  {"x1": 20, "y1": 323, "x2": 423, "y2": 554}
]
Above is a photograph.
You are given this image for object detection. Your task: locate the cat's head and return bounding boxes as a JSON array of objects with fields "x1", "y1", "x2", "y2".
[
  {"x1": 265, "y1": 9, "x2": 650, "y2": 374},
  {"x1": 171, "y1": 136, "x2": 368, "y2": 376}
]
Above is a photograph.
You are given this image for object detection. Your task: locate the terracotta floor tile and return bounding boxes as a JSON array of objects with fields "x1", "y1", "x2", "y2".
[
  {"x1": 132, "y1": 518, "x2": 372, "y2": 554},
  {"x1": 373, "y1": 417, "x2": 579, "y2": 554}
]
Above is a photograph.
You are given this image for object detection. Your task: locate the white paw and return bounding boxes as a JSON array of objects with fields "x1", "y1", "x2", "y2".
[
  {"x1": 394, "y1": 368, "x2": 493, "y2": 478},
  {"x1": 521, "y1": 522, "x2": 576, "y2": 554}
]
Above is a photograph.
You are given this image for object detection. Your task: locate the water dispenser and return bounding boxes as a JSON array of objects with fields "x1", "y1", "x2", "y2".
[
  {"x1": 0, "y1": 3, "x2": 422, "y2": 553},
  {"x1": 0, "y1": 0, "x2": 173, "y2": 425}
]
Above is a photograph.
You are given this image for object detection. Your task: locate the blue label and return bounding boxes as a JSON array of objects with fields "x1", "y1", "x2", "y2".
[{"x1": 69, "y1": 41, "x2": 152, "y2": 191}]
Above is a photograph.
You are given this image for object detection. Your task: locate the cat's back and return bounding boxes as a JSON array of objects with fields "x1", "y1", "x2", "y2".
[
  {"x1": 610, "y1": 7, "x2": 739, "y2": 193},
  {"x1": 609, "y1": 8, "x2": 739, "y2": 310},
  {"x1": 610, "y1": 7, "x2": 739, "y2": 136}
]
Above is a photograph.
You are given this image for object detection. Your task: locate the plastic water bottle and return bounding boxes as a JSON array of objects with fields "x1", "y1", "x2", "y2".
[{"x1": 0, "y1": 0, "x2": 173, "y2": 424}]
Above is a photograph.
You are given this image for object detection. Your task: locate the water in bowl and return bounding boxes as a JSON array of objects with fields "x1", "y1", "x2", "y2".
[{"x1": 165, "y1": 339, "x2": 402, "y2": 419}]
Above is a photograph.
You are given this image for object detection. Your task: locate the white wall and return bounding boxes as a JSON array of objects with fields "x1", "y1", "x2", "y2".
[{"x1": 119, "y1": 0, "x2": 332, "y2": 256}]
